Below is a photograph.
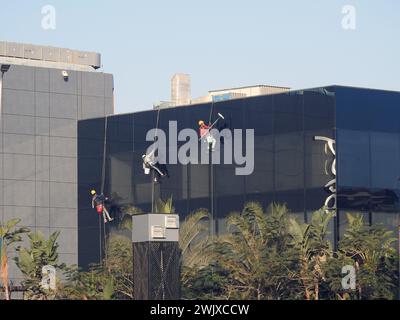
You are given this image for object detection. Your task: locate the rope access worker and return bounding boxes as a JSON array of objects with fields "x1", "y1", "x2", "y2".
[
  {"x1": 91, "y1": 190, "x2": 113, "y2": 223},
  {"x1": 198, "y1": 120, "x2": 216, "y2": 151},
  {"x1": 142, "y1": 150, "x2": 169, "y2": 183}
]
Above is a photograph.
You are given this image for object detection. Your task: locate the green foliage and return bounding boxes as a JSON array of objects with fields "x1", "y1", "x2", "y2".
[
  {"x1": 0, "y1": 219, "x2": 30, "y2": 246},
  {"x1": 57, "y1": 265, "x2": 108, "y2": 300},
  {"x1": 14, "y1": 231, "x2": 65, "y2": 300},
  {"x1": 11, "y1": 201, "x2": 395, "y2": 301},
  {"x1": 0, "y1": 219, "x2": 29, "y2": 300},
  {"x1": 104, "y1": 234, "x2": 134, "y2": 299},
  {"x1": 325, "y1": 213, "x2": 398, "y2": 300},
  {"x1": 179, "y1": 209, "x2": 214, "y2": 298},
  {"x1": 119, "y1": 206, "x2": 144, "y2": 231},
  {"x1": 183, "y1": 204, "x2": 399, "y2": 300},
  {"x1": 155, "y1": 197, "x2": 175, "y2": 214},
  {"x1": 57, "y1": 228, "x2": 134, "y2": 300},
  {"x1": 288, "y1": 209, "x2": 335, "y2": 300}
]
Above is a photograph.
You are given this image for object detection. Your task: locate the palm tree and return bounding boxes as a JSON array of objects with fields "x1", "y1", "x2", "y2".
[
  {"x1": 58, "y1": 265, "x2": 110, "y2": 300},
  {"x1": 288, "y1": 209, "x2": 335, "y2": 300},
  {"x1": 154, "y1": 197, "x2": 175, "y2": 214},
  {"x1": 336, "y1": 213, "x2": 397, "y2": 299},
  {"x1": 211, "y1": 202, "x2": 305, "y2": 300},
  {"x1": 103, "y1": 233, "x2": 134, "y2": 299},
  {"x1": 14, "y1": 231, "x2": 65, "y2": 300},
  {"x1": 179, "y1": 209, "x2": 212, "y2": 286},
  {"x1": 0, "y1": 219, "x2": 29, "y2": 300},
  {"x1": 119, "y1": 206, "x2": 144, "y2": 232},
  {"x1": 213, "y1": 202, "x2": 271, "y2": 300}
]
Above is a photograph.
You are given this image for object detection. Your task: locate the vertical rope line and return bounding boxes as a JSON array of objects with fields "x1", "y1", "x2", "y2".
[
  {"x1": 208, "y1": 101, "x2": 215, "y2": 299},
  {"x1": 151, "y1": 107, "x2": 161, "y2": 213},
  {"x1": 101, "y1": 116, "x2": 108, "y2": 194},
  {"x1": 100, "y1": 116, "x2": 109, "y2": 264}
]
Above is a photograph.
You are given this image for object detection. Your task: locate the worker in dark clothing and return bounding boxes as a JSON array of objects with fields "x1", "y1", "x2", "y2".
[
  {"x1": 91, "y1": 190, "x2": 113, "y2": 223},
  {"x1": 142, "y1": 150, "x2": 169, "y2": 183}
]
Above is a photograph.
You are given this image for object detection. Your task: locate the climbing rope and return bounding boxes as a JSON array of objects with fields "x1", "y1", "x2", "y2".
[
  {"x1": 207, "y1": 101, "x2": 215, "y2": 298},
  {"x1": 99, "y1": 116, "x2": 109, "y2": 264},
  {"x1": 101, "y1": 116, "x2": 109, "y2": 195},
  {"x1": 151, "y1": 107, "x2": 162, "y2": 212}
]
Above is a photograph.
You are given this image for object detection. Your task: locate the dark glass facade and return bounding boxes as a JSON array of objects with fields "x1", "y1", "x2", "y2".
[
  {"x1": 336, "y1": 86, "x2": 400, "y2": 239},
  {"x1": 78, "y1": 85, "x2": 400, "y2": 267}
]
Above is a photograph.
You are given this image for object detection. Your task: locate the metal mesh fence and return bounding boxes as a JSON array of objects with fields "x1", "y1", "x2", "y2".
[{"x1": 133, "y1": 242, "x2": 180, "y2": 300}]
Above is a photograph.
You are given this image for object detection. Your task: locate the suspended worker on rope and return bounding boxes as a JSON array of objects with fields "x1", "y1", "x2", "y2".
[
  {"x1": 199, "y1": 120, "x2": 216, "y2": 151},
  {"x1": 198, "y1": 113, "x2": 225, "y2": 152},
  {"x1": 142, "y1": 149, "x2": 169, "y2": 183},
  {"x1": 91, "y1": 190, "x2": 114, "y2": 223}
]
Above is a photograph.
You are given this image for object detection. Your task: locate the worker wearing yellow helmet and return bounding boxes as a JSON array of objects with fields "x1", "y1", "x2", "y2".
[
  {"x1": 198, "y1": 120, "x2": 210, "y2": 138},
  {"x1": 198, "y1": 119, "x2": 218, "y2": 151},
  {"x1": 90, "y1": 189, "x2": 113, "y2": 223}
]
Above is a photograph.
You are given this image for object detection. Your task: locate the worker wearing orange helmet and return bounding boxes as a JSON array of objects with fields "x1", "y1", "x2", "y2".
[
  {"x1": 198, "y1": 120, "x2": 210, "y2": 138},
  {"x1": 198, "y1": 120, "x2": 216, "y2": 151}
]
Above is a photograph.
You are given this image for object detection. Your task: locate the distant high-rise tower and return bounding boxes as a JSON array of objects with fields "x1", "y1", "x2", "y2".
[{"x1": 171, "y1": 73, "x2": 191, "y2": 106}]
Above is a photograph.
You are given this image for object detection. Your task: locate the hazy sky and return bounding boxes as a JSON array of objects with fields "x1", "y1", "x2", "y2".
[{"x1": 0, "y1": 0, "x2": 399, "y2": 113}]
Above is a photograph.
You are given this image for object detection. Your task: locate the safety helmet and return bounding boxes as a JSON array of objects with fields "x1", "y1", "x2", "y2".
[
  {"x1": 198, "y1": 120, "x2": 205, "y2": 126},
  {"x1": 90, "y1": 190, "x2": 96, "y2": 195}
]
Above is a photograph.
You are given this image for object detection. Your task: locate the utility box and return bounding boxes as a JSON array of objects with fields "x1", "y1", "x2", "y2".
[{"x1": 132, "y1": 214, "x2": 181, "y2": 300}]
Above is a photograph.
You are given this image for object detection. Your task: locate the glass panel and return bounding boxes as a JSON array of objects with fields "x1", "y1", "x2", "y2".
[
  {"x1": 370, "y1": 132, "x2": 400, "y2": 189},
  {"x1": 337, "y1": 129, "x2": 370, "y2": 188},
  {"x1": 275, "y1": 133, "x2": 304, "y2": 191},
  {"x1": 273, "y1": 92, "x2": 303, "y2": 134}
]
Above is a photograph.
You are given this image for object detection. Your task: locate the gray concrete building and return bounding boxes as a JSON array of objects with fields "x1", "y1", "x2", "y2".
[{"x1": 0, "y1": 42, "x2": 113, "y2": 283}]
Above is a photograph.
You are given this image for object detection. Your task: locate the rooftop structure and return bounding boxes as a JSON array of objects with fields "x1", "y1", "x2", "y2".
[{"x1": 0, "y1": 41, "x2": 101, "y2": 71}]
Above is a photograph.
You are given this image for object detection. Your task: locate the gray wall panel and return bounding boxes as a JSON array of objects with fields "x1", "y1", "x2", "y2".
[
  {"x1": 36, "y1": 207, "x2": 50, "y2": 227},
  {"x1": 82, "y1": 72, "x2": 104, "y2": 97},
  {"x1": 50, "y1": 93, "x2": 78, "y2": 119},
  {"x1": 3, "y1": 89, "x2": 35, "y2": 116},
  {"x1": 81, "y1": 96, "x2": 105, "y2": 119},
  {"x1": 35, "y1": 92, "x2": 50, "y2": 117},
  {"x1": 104, "y1": 74, "x2": 114, "y2": 98},
  {"x1": 3, "y1": 134, "x2": 35, "y2": 155},
  {"x1": 36, "y1": 136, "x2": 50, "y2": 156},
  {"x1": 36, "y1": 155, "x2": 50, "y2": 181},
  {"x1": 35, "y1": 68, "x2": 50, "y2": 92},
  {"x1": 3, "y1": 180, "x2": 36, "y2": 207},
  {"x1": 50, "y1": 137, "x2": 77, "y2": 157},
  {"x1": 50, "y1": 118, "x2": 77, "y2": 138},
  {"x1": 49, "y1": 182, "x2": 77, "y2": 208},
  {"x1": 3, "y1": 65, "x2": 35, "y2": 91},
  {"x1": 105, "y1": 97, "x2": 113, "y2": 115},
  {"x1": 49, "y1": 69, "x2": 77, "y2": 95},
  {"x1": 50, "y1": 157, "x2": 77, "y2": 183},
  {"x1": 50, "y1": 208, "x2": 77, "y2": 229},
  {"x1": 3, "y1": 154, "x2": 36, "y2": 181},
  {"x1": 36, "y1": 117, "x2": 50, "y2": 136},
  {"x1": 36, "y1": 181, "x2": 50, "y2": 207},
  {"x1": 3, "y1": 115, "x2": 35, "y2": 135}
]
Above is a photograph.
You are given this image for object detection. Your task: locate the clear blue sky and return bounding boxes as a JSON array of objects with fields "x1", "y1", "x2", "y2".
[{"x1": 1, "y1": 0, "x2": 399, "y2": 113}]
